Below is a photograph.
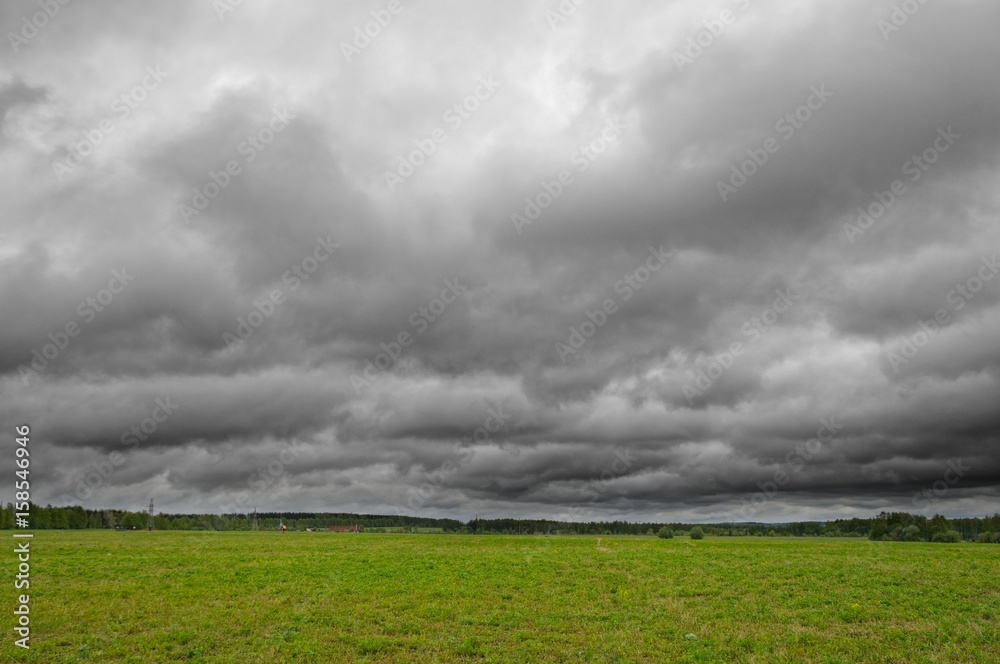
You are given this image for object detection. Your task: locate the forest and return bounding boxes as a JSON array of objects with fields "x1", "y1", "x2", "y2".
[{"x1": 4, "y1": 504, "x2": 999, "y2": 542}]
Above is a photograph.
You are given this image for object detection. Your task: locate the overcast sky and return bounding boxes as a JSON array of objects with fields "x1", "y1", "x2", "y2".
[{"x1": 2, "y1": 0, "x2": 999, "y2": 523}]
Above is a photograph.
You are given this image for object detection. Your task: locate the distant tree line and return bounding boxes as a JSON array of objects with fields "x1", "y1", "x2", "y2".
[
  {"x1": 2, "y1": 504, "x2": 998, "y2": 542},
  {"x1": 863, "y1": 511, "x2": 1000, "y2": 543},
  {"x1": 0, "y1": 504, "x2": 464, "y2": 532},
  {"x1": 466, "y1": 513, "x2": 1000, "y2": 541}
]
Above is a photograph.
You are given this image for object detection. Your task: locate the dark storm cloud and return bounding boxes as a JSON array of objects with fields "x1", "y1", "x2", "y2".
[
  {"x1": 0, "y1": 76, "x2": 47, "y2": 134},
  {"x1": 2, "y1": 0, "x2": 999, "y2": 521}
]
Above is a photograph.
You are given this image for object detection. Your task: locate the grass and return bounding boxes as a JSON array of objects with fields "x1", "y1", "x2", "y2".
[{"x1": 5, "y1": 532, "x2": 999, "y2": 662}]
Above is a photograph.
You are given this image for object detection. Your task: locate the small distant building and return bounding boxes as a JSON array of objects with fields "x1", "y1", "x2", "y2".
[{"x1": 329, "y1": 525, "x2": 362, "y2": 532}]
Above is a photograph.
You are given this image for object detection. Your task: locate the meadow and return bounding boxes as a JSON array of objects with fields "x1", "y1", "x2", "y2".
[{"x1": 5, "y1": 531, "x2": 999, "y2": 663}]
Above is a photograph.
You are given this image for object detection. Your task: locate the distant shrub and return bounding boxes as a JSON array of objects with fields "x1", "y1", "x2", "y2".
[
  {"x1": 931, "y1": 530, "x2": 962, "y2": 543},
  {"x1": 657, "y1": 527, "x2": 673, "y2": 539},
  {"x1": 977, "y1": 532, "x2": 999, "y2": 543},
  {"x1": 767, "y1": 529, "x2": 777, "y2": 537},
  {"x1": 689, "y1": 527, "x2": 704, "y2": 540},
  {"x1": 883, "y1": 525, "x2": 923, "y2": 542}
]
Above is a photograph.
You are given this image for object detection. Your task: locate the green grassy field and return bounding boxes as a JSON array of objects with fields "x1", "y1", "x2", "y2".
[{"x1": 4, "y1": 532, "x2": 999, "y2": 663}]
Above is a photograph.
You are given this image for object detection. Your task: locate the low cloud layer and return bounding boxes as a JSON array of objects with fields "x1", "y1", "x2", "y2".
[{"x1": 2, "y1": 0, "x2": 999, "y2": 522}]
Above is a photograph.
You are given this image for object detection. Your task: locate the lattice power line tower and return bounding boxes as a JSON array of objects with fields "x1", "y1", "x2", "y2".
[
  {"x1": 147, "y1": 499, "x2": 154, "y2": 531},
  {"x1": 252, "y1": 507, "x2": 258, "y2": 531}
]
